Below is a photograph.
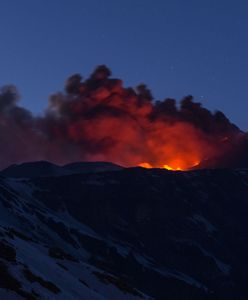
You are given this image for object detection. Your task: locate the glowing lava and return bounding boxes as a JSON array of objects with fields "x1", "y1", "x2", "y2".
[
  {"x1": 163, "y1": 165, "x2": 182, "y2": 171},
  {"x1": 139, "y1": 160, "x2": 200, "y2": 171}
]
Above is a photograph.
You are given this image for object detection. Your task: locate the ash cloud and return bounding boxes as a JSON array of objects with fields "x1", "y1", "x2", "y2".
[{"x1": 0, "y1": 65, "x2": 247, "y2": 170}]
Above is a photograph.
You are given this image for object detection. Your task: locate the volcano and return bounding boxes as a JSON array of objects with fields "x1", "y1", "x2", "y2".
[{"x1": 1, "y1": 66, "x2": 248, "y2": 299}]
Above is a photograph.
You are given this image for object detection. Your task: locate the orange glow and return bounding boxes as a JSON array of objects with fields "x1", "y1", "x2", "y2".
[
  {"x1": 139, "y1": 162, "x2": 153, "y2": 168},
  {"x1": 163, "y1": 165, "x2": 182, "y2": 171},
  {"x1": 77, "y1": 118, "x2": 214, "y2": 171},
  {"x1": 163, "y1": 160, "x2": 200, "y2": 171},
  {"x1": 133, "y1": 122, "x2": 207, "y2": 171},
  {"x1": 46, "y1": 66, "x2": 225, "y2": 171},
  {"x1": 139, "y1": 160, "x2": 200, "y2": 171}
]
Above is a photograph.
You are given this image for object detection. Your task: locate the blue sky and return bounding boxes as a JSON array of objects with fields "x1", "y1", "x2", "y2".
[{"x1": 0, "y1": 0, "x2": 247, "y2": 129}]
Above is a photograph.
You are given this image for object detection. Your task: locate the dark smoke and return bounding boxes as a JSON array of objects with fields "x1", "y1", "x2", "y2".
[{"x1": 0, "y1": 65, "x2": 247, "y2": 170}]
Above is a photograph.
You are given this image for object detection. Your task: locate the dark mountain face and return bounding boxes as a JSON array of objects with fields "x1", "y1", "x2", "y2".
[
  {"x1": 0, "y1": 163, "x2": 248, "y2": 299},
  {"x1": 0, "y1": 161, "x2": 123, "y2": 178}
]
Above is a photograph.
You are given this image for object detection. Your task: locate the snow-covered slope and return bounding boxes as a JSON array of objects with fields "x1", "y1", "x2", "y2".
[{"x1": 1, "y1": 164, "x2": 248, "y2": 299}]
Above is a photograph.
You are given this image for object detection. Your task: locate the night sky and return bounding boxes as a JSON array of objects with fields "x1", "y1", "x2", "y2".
[{"x1": 0, "y1": 0, "x2": 247, "y2": 130}]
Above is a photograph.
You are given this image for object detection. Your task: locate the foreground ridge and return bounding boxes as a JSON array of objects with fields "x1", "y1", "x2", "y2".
[{"x1": 0, "y1": 163, "x2": 248, "y2": 299}]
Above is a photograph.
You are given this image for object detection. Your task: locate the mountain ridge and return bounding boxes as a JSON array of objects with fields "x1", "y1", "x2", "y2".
[{"x1": 0, "y1": 161, "x2": 123, "y2": 178}]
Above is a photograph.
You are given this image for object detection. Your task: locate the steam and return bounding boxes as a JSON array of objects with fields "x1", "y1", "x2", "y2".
[{"x1": 0, "y1": 65, "x2": 247, "y2": 170}]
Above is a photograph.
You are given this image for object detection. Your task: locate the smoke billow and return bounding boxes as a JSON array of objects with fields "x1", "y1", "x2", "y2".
[{"x1": 0, "y1": 65, "x2": 247, "y2": 170}]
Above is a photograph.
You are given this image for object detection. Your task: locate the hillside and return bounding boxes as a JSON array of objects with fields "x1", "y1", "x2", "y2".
[{"x1": 0, "y1": 163, "x2": 248, "y2": 299}]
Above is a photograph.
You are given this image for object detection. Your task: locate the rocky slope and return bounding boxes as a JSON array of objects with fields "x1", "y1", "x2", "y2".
[{"x1": 0, "y1": 162, "x2": 248, "y2": 299}]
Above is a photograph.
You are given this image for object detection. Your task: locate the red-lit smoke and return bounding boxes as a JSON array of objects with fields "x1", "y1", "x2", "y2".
[{"x1": 0, "y1": 65, "x2": 247, "y2": 170}]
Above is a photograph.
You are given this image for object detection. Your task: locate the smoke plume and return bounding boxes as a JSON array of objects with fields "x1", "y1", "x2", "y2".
[{"x1": 0, "y1": 65, "x2": 247, "y2": 170}]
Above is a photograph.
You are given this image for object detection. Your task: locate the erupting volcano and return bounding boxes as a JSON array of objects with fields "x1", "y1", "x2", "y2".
[{"x1": 0, "y1": 65, "x2": 247, "y2": 170}]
